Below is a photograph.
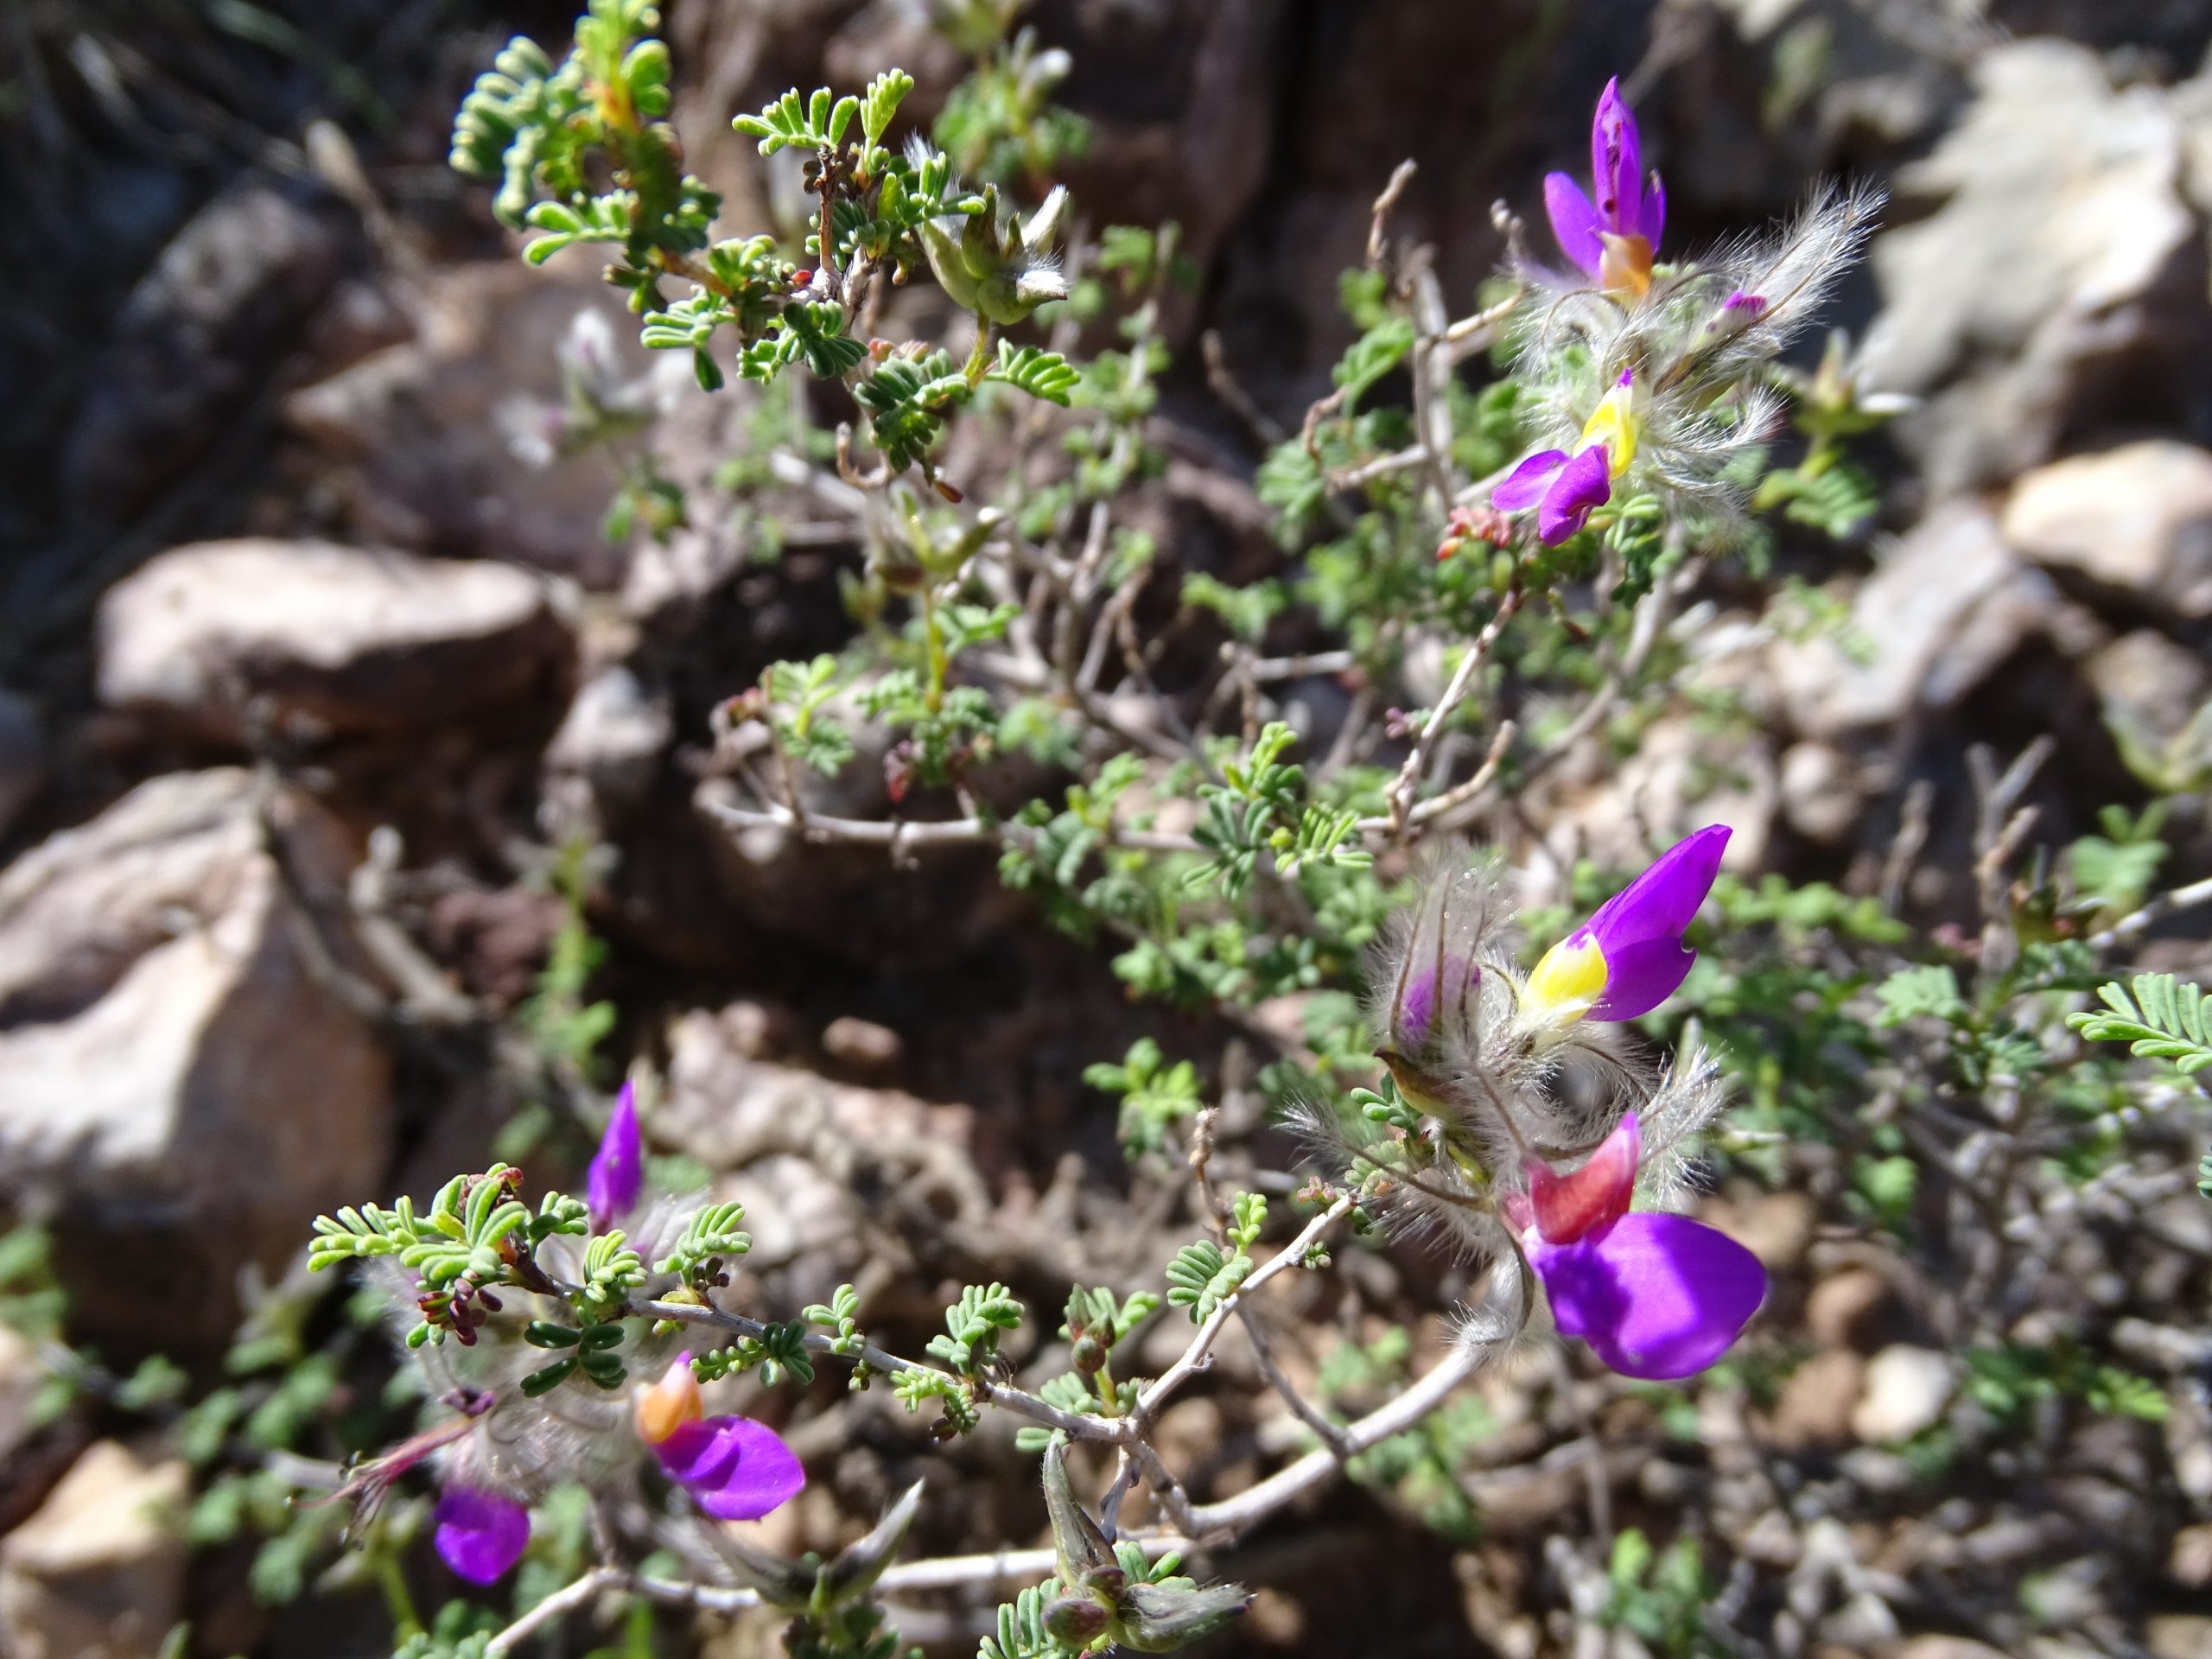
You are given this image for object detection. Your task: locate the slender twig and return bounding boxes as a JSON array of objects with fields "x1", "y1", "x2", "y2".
[
  {"x1": 2089, "y1": 874, "x2": 2212, "y2": 953},
  {"x1": 1382, "y1": 587, "x2": 1524, "y2": 836},
  {"x1": 486, "y1": 1566, "x2": 626, "y2": 1654}
]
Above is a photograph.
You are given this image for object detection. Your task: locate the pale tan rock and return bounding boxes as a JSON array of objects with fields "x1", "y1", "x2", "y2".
[
  {"x1": 2003, "y1": 442, "x2": 2212, "y2": 615},
  {"x1": 1766, "y1": 1349, "x2": 1866, "y2": 1452},
  {"x1": 1894, "y1": 1638, "x2": 2011, "y2": 1659},
  {"x1": 1851, "y1": 1344, "x2": 1955, "y2": 1444},
  {"x1": 2170, "y1": 1521, "x2": 2212, "y2": 1587},
  {"x1": 2148, "y1": 1615, "x2": 2212, "y2": 1659},
  {"x1": 1860, "y1": 41, "x2": 2200, "y2": 491},
  {"x1": 1806, "y1": 1268, "x2": 1898, "y2": 1352},
  {"x1": 0, "y1": 771, "x2": 391, "y2": 1350},
  {"x1": 0, "y1": 1440, "x2": 188, "y2": 1659},
  {"x1": 821, "y1": 1016, "x2": 902, "y2": 1071},
  {"x1": 1775, "y1": 502, "x2": 2059, "y2": 738},
  {"x1": 96, "y1": 538, "x2": 569, "y2": 745}
]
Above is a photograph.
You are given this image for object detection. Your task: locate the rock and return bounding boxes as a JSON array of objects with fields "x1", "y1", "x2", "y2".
[
  {"x1": 1895, "y1": 1639, "x2": 2011, "y2": 1659},
  {"x1": 283, "y1": 262, "x2": 696, "y2": 586},
  {"x1": 95, "y1": 539, "x2": 572, "y2": 747},
  {"x1": 0, "y1": 771, "x2": 392, "y2": 1351},
  {"x1": 1704, "y1": 1189, "x2": 1817, "y2": 1273},
  {"x1": 543, "y1": 665, "x2": 672, "y2": 821},
  {"x1": 1851, "y1": 1344, "x2": 1955, "y2": 1443},
  {"x1": 2170, "y1": 1522, "x2": 2212, "y2": 1587},
  {"x1": 2003, "y1": 442, "x2": 2212, "y2": 616},
  {"x1": 0, "y1": 690, "x2": 48, "y2": 842},
  {"x1": 1778, "y1": 741, "x2": 1866, "y2": 844},
  {"x1": 0, "y1": 1439, "x2": 188, "y2": 1659},
  {"x1": 820, "y1": 1015, "x2": 903, "y2": 1072},
  {"x1": 2084, "y1": 629, "x2": 2212, "y2": 790},
  {"x1": 1816, "y1": 1588, "x2": 1898, "y2": 1649},
  {"x1": 2148, "y1": 1615, "x2": 2212, "y2": 1659},
  {"x1": 1805, "y1": 1268, "x2": 1900, "y2": 1351},
  {"x1": 1775, "y1": 501, "x2": 2061, "y2": 738},
  {"x1": 62, "y1": 181, "x2": 352, "y2": 531},
  {"x1": 1541, "y1": 715, "x2": 1777, "y2": 877},
  {"x1": 1766, "y1": 1349, "x2": 1866, "y2": 1452},
  {"x1": 1859, "y1": 41, "x2": 2205, "y2": 493}
]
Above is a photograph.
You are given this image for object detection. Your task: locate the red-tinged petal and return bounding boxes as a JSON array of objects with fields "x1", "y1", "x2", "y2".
[
  {"x1": 1529, "y1": 1111, "x2": 1640, "y2": 1243},
  {"x1": 1529, "y1": 1212, "x2": 1766, "y2": 1380},
  {"x1": 434, "y1": 1487, "x2": 530, "y2": 1585},
  {"x1": 1492, "y1": 448, "x2": 1570, "y2": 512},
  {"x1": 1542, "y1": 172, "x2": 1604, "y2": 278},
  {"x1": 1537, "y1": 444, "x2": 1612, "y2": 544}
]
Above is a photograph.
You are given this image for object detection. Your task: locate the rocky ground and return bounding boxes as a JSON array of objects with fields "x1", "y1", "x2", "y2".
[{"x1": 3, "y1": 3, "x2": 2212, "y2": 1658}]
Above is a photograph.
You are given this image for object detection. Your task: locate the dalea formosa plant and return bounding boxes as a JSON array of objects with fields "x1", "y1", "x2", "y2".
[
  {"x1": 198, "y1": 3, "x2": 2212, "y2": 1657},
  {"x1": 295, "y1": 832, "x2": 1760, "y2": 1656}
]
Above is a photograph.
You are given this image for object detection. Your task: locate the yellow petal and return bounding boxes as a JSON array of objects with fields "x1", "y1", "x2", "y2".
[
  {"x1": 1578, "y1": 384, "x2": 1640, "y2": 477},
  {"x1": 1525, "y1": 935, "x2": 1609, "y2": 1025}
]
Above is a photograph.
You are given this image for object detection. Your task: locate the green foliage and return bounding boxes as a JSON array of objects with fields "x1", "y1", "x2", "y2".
[
  {"x1": 1189, "y1": 722, "x2": 1370, "y2": 899},
  {"x1": 653, "y1": 1199, "x2": 753, "y2": 1287},
  {"x1": 733, "y1": 85, "x2": 861, "y2": 156},
  {"x1": 2068, "y1": 806, "x2": 2169, "y2": 920},
  {"x1": 988, "y1": 340, "x2": 1079, "y2": 404},
  {"x1": 696, "y1": 1319, "x2": 816, "y2": 1388},
  {"x1": 1964, "y1": 1340, "x2": 2168, "y2": 1430},
  {"x1": 804, "y1": 1283, "x2": 868, "y2": 1357},
  {"x1": 1602, "y1": 1529, "x2": 1719, "y2": 1658},
  {"x1": 765, "y1": 654, "x2": 856, "y2": 776},
  {"x1": 1874, "y1": 963, "x2": 1967, "y2": 1028},
  {"x1": 1181, "y1": 571, "x2": 1285, "y2": 645},
  {"x1": 1164, "y1": 1236, "x2": 1250, "y2": 1324},
  {"x1": 2070, "y1": 974, "x2": 2212, "y2": 1075},
  {"x1": 0, "y1": 1225, "x2": 66, "y2": 1344},
  {"x1": 1081, "y1": 1038, "x2": 1204, "y2": 1155},
  {"x1": 926, "y1": 1282, "x2": 1024, "y2": 1374}
]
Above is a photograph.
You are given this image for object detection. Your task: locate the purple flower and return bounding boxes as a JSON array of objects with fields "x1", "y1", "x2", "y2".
[
  {"x1": 1397, "y1": 951, "x2": 1476, "y2": 1052},
  {"x1": 433, "y1": 1486, "x2": 531, "y2": 1585},
  {"x1": 1545, "y1": 77, "x2": 1665, "y2": 297},
  {"x1": 588, "y1": 1081, "x2": 643, "y2": 1231},
  {"x1": 1491, "y1": 372, "x2": 1641, "y2": 546},
  {"x1": 1492, "y1": 444, "x2": 1614, "y2": 545},
  {"x1": 1524, "y1": 824, "x2": 1729, "y2": 1024},
  {"x1": 653, "y1": 1413, "x2": 806, "y2": 1522},
  {"x1": 1514, "y1": 1113, "x2": 1766, "y2": 1380}
]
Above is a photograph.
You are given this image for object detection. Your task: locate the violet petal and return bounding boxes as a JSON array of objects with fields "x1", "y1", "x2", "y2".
[
  {"x1": 1398, "y1": 952, "x2": 1476, "y2": 1052},
  {"x1": 1529, "y1": 1211, "x2": 1767, "y2": 1380},
  {"x1": 1492, "y1": 448, "x2": 1570, "y2": 512},
  {"x1": 1583, "y1": 824, "x2": 1730, "y2": 960},
  {"x1": 1639, "y1": 170, "x2": 1666, "y2": 248},
  {"x1": 587, "y1": 1081, "x2": 643, "y2": 1231},
  {"x1": 657, "y1": 1415, "x2": 805, "y2": 1522},
  {"x1": 433, "y1": 1487, "x2": 531, "y2": 1585},
  {"x1": 1592, "y1": 77, "x2": 1642, "y2": 230},
  {"x1": 1583, "y1": 934, "x2": 1696, "y2": 1021},
  {"x1": 1541, "y1": 173, "x2": 1604, "y2": 278},
  {"x1": 1537, "y1": 444, "x2": 1612, "y2": 544}
]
